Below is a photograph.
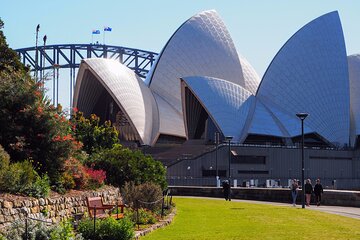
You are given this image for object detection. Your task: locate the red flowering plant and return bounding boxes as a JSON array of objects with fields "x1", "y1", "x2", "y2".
[
  {"x1": 62, "y1": 157, "x2": 106, "y2": 190},
  {"x1": 63, "y1": 157, "x2": 89, "y2": 190},
  {"x1": 85, "y1": 166, "x2": 107, "y2": 189}
]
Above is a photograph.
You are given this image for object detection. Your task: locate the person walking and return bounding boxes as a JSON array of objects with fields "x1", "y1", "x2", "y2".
[
  {"x1": 304, "y1": 179, "x2": 313, "y2": 207},
  {"x1": 222, "y1": 180, "x2": 231, "y2": 201},
  {"x1": 290, "y1": 179, "x2": 298, "y2": 206},
  {"x1": 314, "y1": 179, "x2": 324, "y2": 206}
]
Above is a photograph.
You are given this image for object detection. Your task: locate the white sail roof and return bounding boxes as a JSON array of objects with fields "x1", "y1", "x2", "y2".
[
  {"x1": 181, "y1": 76, "x2": 255, "y2": 142},
  {"x1": 256, "y1": 11, "x2": 350, "y2": 146},
  {"x1": 153, "y1": 93, "x2": 186, "y2": 140},
  {"x1": 74, "y1": 58, "x2": 159, "y2": 145},
  {"x1": 147, "y1": 10, "x2": 248, "y2": 131}
]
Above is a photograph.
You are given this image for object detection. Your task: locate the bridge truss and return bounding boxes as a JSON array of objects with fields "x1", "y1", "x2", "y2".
[{"x1": 15, "y1": 44, "x2": 158, "y2": 108}]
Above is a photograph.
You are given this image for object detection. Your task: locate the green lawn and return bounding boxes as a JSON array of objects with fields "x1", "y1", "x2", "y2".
[{"x1": 142, "y1": 197, "x2": 360, "y2": 240}]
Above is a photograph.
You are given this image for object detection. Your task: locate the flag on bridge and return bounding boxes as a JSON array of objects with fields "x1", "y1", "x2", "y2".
[
  {"x1": 104, "y1": 27, "x2": 112, "y2": 32},
  {"x1": 92, "y1": 30, "x2": 100, "y2": 34}
]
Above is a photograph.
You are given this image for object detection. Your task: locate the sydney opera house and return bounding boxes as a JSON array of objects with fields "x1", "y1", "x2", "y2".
[{"x1": 73, "y1": 10, "x2": 360, "y2": 189}]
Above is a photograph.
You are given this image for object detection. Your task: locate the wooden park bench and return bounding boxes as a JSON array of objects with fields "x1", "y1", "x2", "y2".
[{"x1": 86, "y1": 196, "x2": 126, "y2": 220}]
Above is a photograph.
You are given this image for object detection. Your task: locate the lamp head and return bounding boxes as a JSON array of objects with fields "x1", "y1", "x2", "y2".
[
  {"x1": 225, "y1": 136, "x2": 233, "y2": 141},
  {"x1": 296, "y1": 113, "x2": 309, "y2": 120}
]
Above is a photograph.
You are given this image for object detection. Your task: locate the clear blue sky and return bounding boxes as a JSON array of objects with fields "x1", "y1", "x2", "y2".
[{"x1": 1, "y1": 0, "x2": 359, "y2": 109}]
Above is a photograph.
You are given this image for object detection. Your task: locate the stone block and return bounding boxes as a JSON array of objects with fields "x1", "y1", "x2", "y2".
[
  {"x1": 39, "y1": 198, "x2": 46, "y2": 206},
  {"x1": 3, "y1": 201, "x2": 13, "y2": 209},
  {"x1": 4, "y1": 215, "x2": 14, "y2": 222},
  {"x1": 1, "y1": 208, "x2": 10, "y2": 215},
  {"x1": 32, "y1": 199, "x2": 39, "y2": 206},
  {"x1": 23, "y1": 200, "x2": 32, "y2": 207},
  {"x1": 13, "y1": 200, "x2": 22, "y2": 208},
  {"x1": 31, "y1": 206, "x2": 39, "y2": 213},
  {"x1": 20, "y1": 207, "x2": 30, "y2": 214},
  {"x1": 10, "y1": 208, "x2": 18, "y2": 215}
]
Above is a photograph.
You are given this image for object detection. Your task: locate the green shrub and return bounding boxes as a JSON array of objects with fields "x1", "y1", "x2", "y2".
[
  {"x1": 49, "y1": 220, "x2": 77, "y2": 240},
  {"x1": 24, "y1": 174, "x2": 50, "y2": 198},
  {"x1": 0, "y1": 144, "x2": 10, "y2": 164},
  {"x1": 125, "y1": 208, "x2": 157, "y2": 225},
  {"x1": 0, "y1": 160, "x2": 36, "y2": 193},
  {"x1": 60, "y1": 171, "x2": 76, "y2": 190},
  {"x1": 71, "y1": 111, "x2": 119, "y2": 155},
  {"x1": 88, "y1": 144, "x2": 167, "y2": 189},
  {"x1": 121, "y1": 182, "x2": 163, "y2": 211},
  {"x1": 78, "y1": 217, "x2": 134, "y2": 240},
  {"x1": 0, "y1": 158, "x2": 50, "y2": 197},
  {"x1": 0, "y1": 145, "x2": 10, "y2": 187}
]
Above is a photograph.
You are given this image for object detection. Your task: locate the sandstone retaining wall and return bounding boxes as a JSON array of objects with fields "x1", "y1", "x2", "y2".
[{"x1": 0, "y1": 186, "x2": 120, "y2": 229}]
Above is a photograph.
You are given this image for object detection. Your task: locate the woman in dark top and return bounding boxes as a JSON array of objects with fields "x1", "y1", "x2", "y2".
[
  {"x1": 304, "y1": 179, "x2": 313, "y2": 207},
  {"x1": 314, "y1": 179, "x2": 324, "y2": 206}
]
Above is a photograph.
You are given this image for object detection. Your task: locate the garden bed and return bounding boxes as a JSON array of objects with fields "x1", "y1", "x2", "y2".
[{"x1": 134, "y1": 207, "x2": 176, "y2": 239}]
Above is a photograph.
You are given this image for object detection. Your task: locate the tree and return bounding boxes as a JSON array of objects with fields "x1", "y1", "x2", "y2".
[
  {"x1": 0, "y1": 18, "x2": 78, "y2": 185},
  {"x1": 0, "y1": 18, "x2": 28, "y2": 73}
]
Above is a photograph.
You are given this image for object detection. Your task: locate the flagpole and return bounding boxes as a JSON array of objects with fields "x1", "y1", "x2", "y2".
[
  {"x1": 35, "y1": 24, "x2": 40, "y2": 80},
  {"x1": 103, "y1": 30, "x2": 105, "y2": 45}
]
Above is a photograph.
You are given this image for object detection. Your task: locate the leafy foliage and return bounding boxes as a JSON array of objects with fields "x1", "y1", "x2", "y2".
[
  {"x1": 88, "y1": 144, "x2": 167, "y2": 189},
  {"x1": 0, "y1": 59, "x2": 78, "y2": 185},
  {"x1": 49, "y1": 220, "x2": 77, "y2": 240},
  {"x1": 85, "y1": 167, "x2": 107, "y2": 189},
  {"x1": 0, "y1": 218, "x2": 82, "y2": 240},
  {"x1": 0, "y1": 144, "x2": 10, "y2": 169},
  {"x1": 61, "y1": 157, "x2": 106, "y2": 190},
  {"x1": 0, "y1": 155, "x2": 50, "y2": 197},
  {"x1": 125, "y1": 208, "x2": 157, "y2": 225},
  {"x1": 25, "y1": 174, "x2": 51, "y2": 198},
  {"x1": 71, "y1": 111, "x2": 119, "y2": 154},
  {"x1": 78, "y1": 217, "x2": 134, "y2": 240},
  {"x1": 121, "y1": 182, "x2": 163, "y2": 211},
  {"x1": 0, "y1": 18, "x2": 28, "y2": 74},
  {"x1": 0, "y1": 19, "x2": 82, "y2": 186},
  {"x1": 1, "y1": 217, "x2": 52, "y2": 240}
]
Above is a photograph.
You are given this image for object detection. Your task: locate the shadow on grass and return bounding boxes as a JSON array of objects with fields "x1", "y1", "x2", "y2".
[{"x1": 230, "y1": 208, "x2": 245, "y2": 210}]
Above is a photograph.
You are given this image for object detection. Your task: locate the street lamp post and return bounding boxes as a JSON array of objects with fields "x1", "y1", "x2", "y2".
[
  {"x1": 296, "y1": 112, "x2": 308, "y2": 209},
  {"x1": 215, "y1": 132, "x2": 220, "y2": 187},
  {"x1": 225, "y1": 136, "x2": 233, "y2": 199}
]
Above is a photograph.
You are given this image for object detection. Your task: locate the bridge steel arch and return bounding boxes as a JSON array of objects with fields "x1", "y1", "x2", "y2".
[{"x1": 15, "y1": 44, "x2": 158, "y2": 107}]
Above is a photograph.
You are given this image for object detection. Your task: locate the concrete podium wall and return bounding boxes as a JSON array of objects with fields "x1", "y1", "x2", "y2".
[{"x1": 169, "y1": 186, "x2": 360, "y2": 207}]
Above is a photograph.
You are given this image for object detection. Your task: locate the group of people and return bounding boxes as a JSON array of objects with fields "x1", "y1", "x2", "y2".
[{"x1": 290, "y1": 178, "x2": 323, "y2": 207}]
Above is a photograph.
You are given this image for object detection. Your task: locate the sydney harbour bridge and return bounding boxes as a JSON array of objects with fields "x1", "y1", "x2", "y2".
[{"x1": 15, "y1": 44, "x2": 158, "y2": 109}]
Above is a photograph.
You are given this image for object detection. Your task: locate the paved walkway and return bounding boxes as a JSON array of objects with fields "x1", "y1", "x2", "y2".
[{"x1": 177, "y1": 196, "x2": 360, "y2": 220}]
